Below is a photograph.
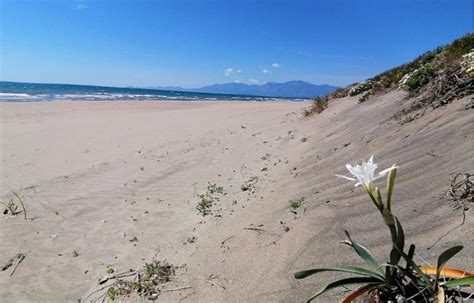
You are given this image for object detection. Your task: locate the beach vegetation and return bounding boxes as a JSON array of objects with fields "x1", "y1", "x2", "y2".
[
  {"x1": 295, "y1": 156, "x2": 474, "y2": 302},
  {"x1": 289, "y1": 197, "x2": 304, "y2": 210},
  {"x1": 1, "y1": 188, "x2": 27, "y2": 220},
  {"x1": 94, "y1": 260, "x2": 175, "y2": 301},
  {"x1": 304, "y1": 33, "x2": 474, "y2": 119},
  {"x1": 196, "y1": 182, "x2": 225, "y2": 216},
  {"x1": 303, "y1": 96, "x2": 329, "y2": 116}
]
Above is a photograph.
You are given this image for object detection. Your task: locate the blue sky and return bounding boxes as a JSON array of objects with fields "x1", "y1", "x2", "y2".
[{"x1": 0, "y1": 0, "x2": 472, "y2": 88}]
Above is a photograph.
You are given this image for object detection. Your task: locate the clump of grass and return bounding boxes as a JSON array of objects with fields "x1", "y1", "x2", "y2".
[
  {"x1": 447, "y1": 172, "x2": 473, "y2": 213},
  {"x1": 100, "y1": 260, "x2": 175, "y2": 301},
  {"x1": 206, "y1": 182, "x2": 224, "y2": 195},
  {"x1": 1, "y1": 188, "x2": 27, "y2": 220},
  {"x1": 358, "y1": 91, "x2": 371, "y2": 103},
  {"x1": 289, "y1": 197, "x2": 304, "y2": 210},
  {"x1": 106, "y1": 266, "x2": 116, "y2": 274},
  {"x1": 402, "y1": 64, "x2": 441, "y2": 90},
  {"x1": 196, "y1": 182, "x2": 225, "y2": 216},
  {"x1": 303, "y1": 96, "x2": 329, "y2": 116}
]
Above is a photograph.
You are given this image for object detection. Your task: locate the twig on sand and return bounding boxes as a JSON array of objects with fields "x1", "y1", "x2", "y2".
[
  {"x1": 207, "y1": 280, "x2": 226, "y2": 289},
  {"x1": 161, "y1": 286, "x2": 192, "y2": 292},
  {"x1": 243, "y1": 227, "x2": 266, "y2": 233},
  {"x1": 221, "y1": 235, "x2": 235, "y2": 245},
  {"x1": 2, "y1": 253, "x2": 25, "y2": 274},
  {"x1": 98, "y1": 269, "x2": 136, "y2": 284},
  {"x1": 207, "y1": 274, "x2": 226, "y2": 290},
  {"x1": 178, "y1": 291, "x2": 196, "y2": 303},
  {"x1": 9, "y1": 253, "x2": 26, "y2": 277}
]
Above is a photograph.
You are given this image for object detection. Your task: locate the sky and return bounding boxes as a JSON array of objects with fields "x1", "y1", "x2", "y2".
[{"x1": 0, "y1": 0, "x2": 472, "y2": 88}]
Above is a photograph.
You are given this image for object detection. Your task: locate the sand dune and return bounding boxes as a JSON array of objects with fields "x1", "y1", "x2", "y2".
[{"x1": 0, "y1": 93, "x2": 473, "y2": 302}]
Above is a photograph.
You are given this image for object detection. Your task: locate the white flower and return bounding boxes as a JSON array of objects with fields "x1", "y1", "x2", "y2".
[{"x1": 335, "y1": 156, "x2": 397, "y2": 190}]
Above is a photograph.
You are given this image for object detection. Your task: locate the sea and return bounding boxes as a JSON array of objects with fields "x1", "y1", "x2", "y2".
[{"x1": 0, "y1": 81, "x2": 300, "y2": 102}]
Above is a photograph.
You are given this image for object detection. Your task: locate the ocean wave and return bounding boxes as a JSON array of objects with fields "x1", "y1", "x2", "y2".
[{"x1": 0, "y1": 93, "x2": 32, "y2": 98}]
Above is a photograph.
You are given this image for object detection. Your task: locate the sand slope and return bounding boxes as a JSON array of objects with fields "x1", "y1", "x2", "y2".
[{"x1": 0, "y1": 93, "x2": 473, "y2": 302}]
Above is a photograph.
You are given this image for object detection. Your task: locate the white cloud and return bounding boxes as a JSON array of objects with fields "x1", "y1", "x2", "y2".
[
  {"x1": 272, "y1": 63, "x2": 280, "y2": 68},
  {"x1": 262, "y1": 69, "x2": 272, "y2": 75},
  {"x1": 224, "y1": 67, "x2": 241, "y2": 77},
  {"x1": 248, "y1": 79, "x2": 259, "y2": 84},
  {"x1": 74, "y1": 0, "x2": 88, "y2": 9},
  {"x1": 234, "y1": 80, "x2": 242, "y2": 83},
  {"x1": 224, "y1": 68, "x2": 235, "y2": 76}
]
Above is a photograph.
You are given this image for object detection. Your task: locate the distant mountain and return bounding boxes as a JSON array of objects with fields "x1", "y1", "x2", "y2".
[{"x1": 150, "y1": 81, "x2": 339, "y2": 98}]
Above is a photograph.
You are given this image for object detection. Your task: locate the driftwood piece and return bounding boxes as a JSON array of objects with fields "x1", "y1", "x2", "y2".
[{"x1": 1, "y1": 253, "x2": 26, "y2": 274}]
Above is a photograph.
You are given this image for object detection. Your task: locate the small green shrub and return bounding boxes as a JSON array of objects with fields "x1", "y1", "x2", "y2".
[
  {"x1": 289, "y1": 197, "x2": 304, "y2": 209},
  {"x1": 104, "y1": 260, "x2": 175, "y2": 301},
  {"x1": 404, "y1": 65, "x2": 438, "y2": 90},
  {"x1": 196, "y1": 194, "x2": 213, "y2": 216},
  {"x1": 358, "y1": 91, "x2": 370, "y2": 103},
  {"x1": 303, "y1": 97, "x2": 329, "y2": 116},
  {"x1": 196, "y1": 182, "x2": 225, "y2": 216}
]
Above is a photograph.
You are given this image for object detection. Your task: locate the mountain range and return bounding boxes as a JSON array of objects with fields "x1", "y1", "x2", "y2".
[{"x1": 150, "y1": 81, "x2": 338, "y2": 98}]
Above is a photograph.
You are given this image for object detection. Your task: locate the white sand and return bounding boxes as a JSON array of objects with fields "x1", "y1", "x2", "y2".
[{"x1": 0, "y1": 94, "x2": 473, "y2": 302}]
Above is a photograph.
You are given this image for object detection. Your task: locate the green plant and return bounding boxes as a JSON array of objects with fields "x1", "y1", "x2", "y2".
[
  {"x1": 403, "y1": 65, "x2": 440, "y2": 90},
  {"x1": 206, "y1": 182, "x2": 224, "y2": 195},
  {"x1": 304, "y1": 96, "x2": 329, "y2": 116},
  {"x1": 106, "y1": 266, "x2": 116, "y2": 274},
  {"x1": 102, "y1": 260, "x2": 175, "y2": 301},
  {"x1": 289, "y1": 197, "x2": 304, "y2": 209},
  {"x1": 358, "y1": 91, "x2": 370, "y2": 103},
  {"x1": 295, "y1": 156, "x2": 473, "y2": 302},
  {"x1": 196, "y1": 182, "x2": 225, "y2": 216}
]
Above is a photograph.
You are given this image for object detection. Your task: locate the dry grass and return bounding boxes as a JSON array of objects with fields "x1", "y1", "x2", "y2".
[{"x1": 303, "y1": 96, "x2": 329, "y2": 116}]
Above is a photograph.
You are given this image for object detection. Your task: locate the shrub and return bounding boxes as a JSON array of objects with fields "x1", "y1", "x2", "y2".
[
  {"x1": 196, "y1": 182, "x2": 225, "y2": 216},
  {"x1": 358, "y1": 91, "x2": 370, "y2": 103},
  {"x1": 348, "y1": 80, "x2": 373, "y2": 96},
  {"x1": 289, "y1": 197, "x2": 304, "y2": 209},
  {"x1": 303, "y1": 96, "x2": 329, "y2": 116},
  {"x1": 403, "y1": 65, "x2": 439, "y2": 90}
]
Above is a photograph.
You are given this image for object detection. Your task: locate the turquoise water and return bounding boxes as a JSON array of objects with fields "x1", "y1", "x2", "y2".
[{"x1": 0, "y1": 81, "x2": 297, "y2": 102}]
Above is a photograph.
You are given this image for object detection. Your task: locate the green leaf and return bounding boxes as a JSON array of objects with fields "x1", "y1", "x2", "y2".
[
  {"x1": 306, "y1": 277, "x2": 382, "y2": 302},
  {"x1": 294, "y1": 266, "x2": 384, "y2": 280},
  {"x1": 386, "y1": 167, "x2": 397, "y2": 211},
  {"x1": 343, "y1": 230, "x2": 383, "y2": 274},
  {"x1": 441, "y1": 275, "x2": 474, "y2": 288},
  {"x1": 393, "y1": 244, "x2": 431, "y2": 287},
  {"x1": 435, "y1": 246, "x2": 463, "y2": 287},
  {"x1": 375, "y1": 187, "x2": 383, "y2": 207},
  {"x1": 389, "y1": 217, "x2": 405, "y2": 266}
]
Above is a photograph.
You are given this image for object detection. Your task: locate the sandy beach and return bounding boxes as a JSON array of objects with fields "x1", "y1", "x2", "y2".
[{"x1": 1, "y1": 94, "x2": 473, "y2": 302}]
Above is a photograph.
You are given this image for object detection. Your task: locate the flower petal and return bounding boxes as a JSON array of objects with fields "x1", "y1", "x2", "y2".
[
  {"x1": 335, "y1": 174, "x2": 356, "y2": 181},
  {"x1": 377, "y1": 164, "x2": 398, "y2": 178}
]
